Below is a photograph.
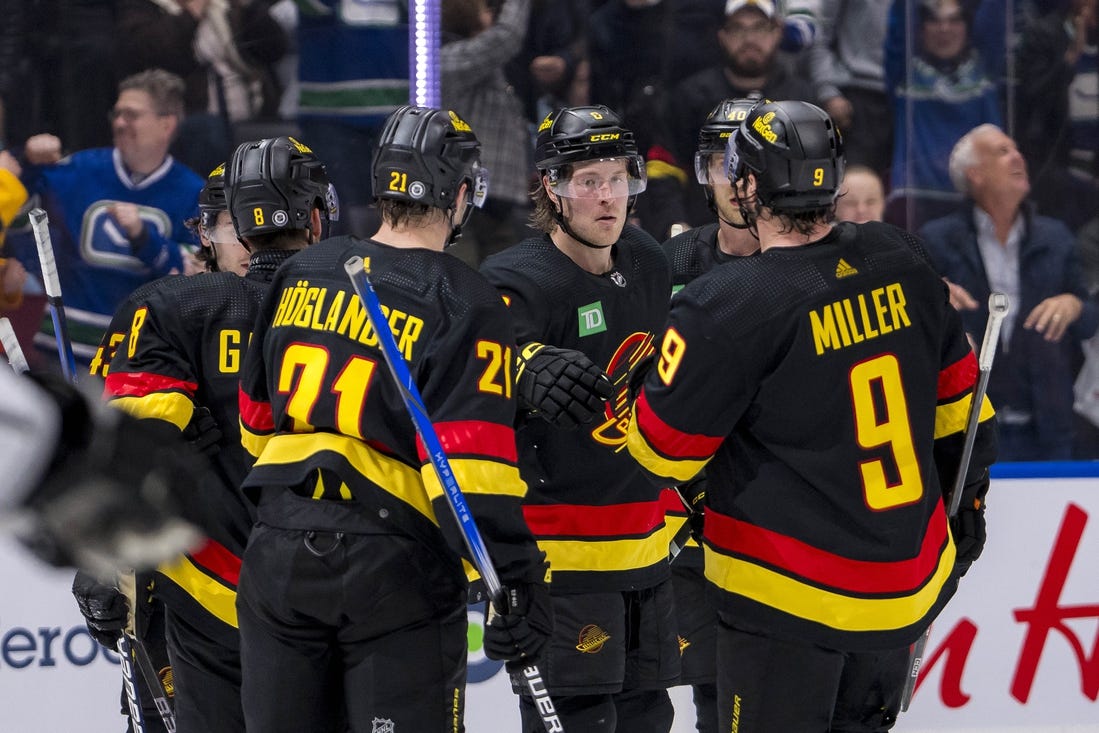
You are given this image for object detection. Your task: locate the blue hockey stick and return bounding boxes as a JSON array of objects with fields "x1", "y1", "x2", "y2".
[{"x1": 343, "y1": 256, "x2": 562, "y2": 733}]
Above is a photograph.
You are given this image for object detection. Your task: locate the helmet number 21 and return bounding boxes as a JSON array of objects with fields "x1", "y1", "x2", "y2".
[{"x1": 389, "y1": 171, "x2": 408, "y2": 193}]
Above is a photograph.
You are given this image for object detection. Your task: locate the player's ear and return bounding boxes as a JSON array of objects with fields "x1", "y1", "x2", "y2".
[{"x1": 309, "y1": 208, "x2": 323, "y2": 243}]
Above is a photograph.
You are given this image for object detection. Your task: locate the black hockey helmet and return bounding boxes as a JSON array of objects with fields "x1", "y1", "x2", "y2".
[
  {"x1": 726, "y1": 99, "x2": 845, "y2": 212},
  {"x1": 198, "y1": 162, "x2": 227, "y2": 229},
  {"x1": 534, "y1": 105, "x2": 646, "y2": 197},
  {"x1": 227, "y1": 136, "x2": 330, "y2": 239},
  {"x1": 372, "y1": 106, "x2": 488, "y2": 217},
  {"x1": 695, "y1": 96, "x2": 760, "y2": 184}
]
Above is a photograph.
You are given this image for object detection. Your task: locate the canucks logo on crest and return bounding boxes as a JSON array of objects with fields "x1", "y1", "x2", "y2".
[{"x1": 80, "y1": 200, "x2": 172, "y2": 272}]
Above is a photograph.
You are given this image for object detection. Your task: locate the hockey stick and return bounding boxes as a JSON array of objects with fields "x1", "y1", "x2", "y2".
[
  {"x1": 116, "y1": 633, "x2": 148, "y2": 733},
  {"x1": 900, "y1": 292, "x2": 1010, "y2": 712},
  {"x1": 0, "y1": 317, "x2": 29, "y2": 373},
  {"x1": 344, "y1": 256, "x2": 564, "y2": 733},
  {"x1": 118, "y1": 570, "x2": 176, "y2": 731},
  {"x1": 29, "y1": 208, "x2": 78, "y2": 382}
]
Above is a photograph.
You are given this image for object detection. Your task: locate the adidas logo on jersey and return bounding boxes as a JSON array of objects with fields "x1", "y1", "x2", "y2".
[{"x1": 835, "y1": 259, "x2": 859, "y2": 279}]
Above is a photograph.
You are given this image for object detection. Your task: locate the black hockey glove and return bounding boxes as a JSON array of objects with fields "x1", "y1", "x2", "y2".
[
  {"x1": 950, "y1": 468, "x2": 990, "y2": 578},
  {"x1": 72, "y1": 571, "x2": 128, "y2": 648},
  {"x1": 483, "y1": 582, "x2": 554, "y2": 666},
  {"x1": 19, "y1": 376, "x2": 203, "y2": 575},
  {"x1": 182, "y1": 405, "x2": 222, "y2": 457},
  {"x1": 515, "y1": 342, "x2": 613, "y2": 429},
  {"x1": 951, "y1": 502, "x2": 987, "y2": 578}
]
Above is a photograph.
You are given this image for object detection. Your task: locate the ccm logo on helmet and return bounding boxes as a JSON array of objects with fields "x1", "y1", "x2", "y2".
[{"x1": 588, "y1": 133, "x2": 621, "y2": 142}]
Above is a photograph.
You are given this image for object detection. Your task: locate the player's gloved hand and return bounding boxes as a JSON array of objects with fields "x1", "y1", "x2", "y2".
[
  {"x1": 516, "y1": 342, "x2": 613, "y2": 428},
  {"x1": 484, "y1": 582, "x2": 554, "y2": 666},
  {"x1": 950, "y1": 501, "x2": 986, "y2": 578},
  {"x1": 18, "y1": 373, "x2": 203, "y2": 575},
  {"x1": 183, "y1": 405, "x2": 222, "y2": 457},
  {"x1": 72, "y1": 571, "x2": 128, "y2": 648}
]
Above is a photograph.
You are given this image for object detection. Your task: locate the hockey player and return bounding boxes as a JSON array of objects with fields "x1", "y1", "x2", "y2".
[
  {"x1": 236, "y1": 106, "x2": 551, "y2": 732},
  {"x1": 187, "y1": 163, "x2": 251, "y2": 276},
  {"x1": 89, "y1": 135, "x2": 330, "y2": 732},
  {"x1": 660, "y1": 96, "x2": 761, "y2": 733},
  {"x1": 627, "y1": 99, "x2": 998, "y2": 731},
  {"x1": 480, "y1": 105, "x2": 679, "y2": 733}
]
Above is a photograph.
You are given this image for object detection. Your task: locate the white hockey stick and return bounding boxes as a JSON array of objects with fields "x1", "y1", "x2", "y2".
[
  {"x1": 29, "y1": 208, "x2": 78, "y2": 381},
  {"x1": 344, "y1": 256, "x2": 563, "y2": 733},
  {"x1": 0, "y1": 317, "x2": 29, "y2": 373},
  {"x1": 900, "y1": 292, "x2": 1010, "y2": 712}
]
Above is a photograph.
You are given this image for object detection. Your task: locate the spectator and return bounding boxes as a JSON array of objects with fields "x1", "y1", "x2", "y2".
[
  {"x1": 835, "y1": 164, "x2": 886, "y2": 223},
  {"x1": 441, "y1": 0, "x2": 535, "y2": 266},
  {"x1": 504, "y1": 0, "x2": 588, "y2": 125},
  {"x1": 12, "y1": 69, "x2": 203, "y2": 367},
  {"x1": 116, "y1": 0, "x2": 290, "y2": 177},
  {"x1": 1015, "y1": 0, "x2": 1098, "y2": 231},
  {"x1": 920, "y1": 123, "x2": 1098, "y2": 460},
  {"x1": 293, "y1": 0, "x2": 409, "y2": 238},
  {"x1": 804, "y1": 0, "x2": 892, "y2": 176},
  {"x1": 884, "y1": 0, "x2": 1006, "y2": 230},
  {"x1": 667, "y1": 0, "x2": 815, "y2": 222}
]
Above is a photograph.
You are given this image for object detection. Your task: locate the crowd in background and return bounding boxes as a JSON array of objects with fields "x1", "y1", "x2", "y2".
[{"x1": 0, "y1": 0, "x2": 1097, "y2": 462}]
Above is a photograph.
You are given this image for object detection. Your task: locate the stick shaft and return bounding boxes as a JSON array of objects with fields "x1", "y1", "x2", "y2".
[
  {"x1": 29, "y1": 208, "x2": 77, "y2": 381},
  {"x1": 344, "y1": 256, "x2": 563, "y2": 733}
]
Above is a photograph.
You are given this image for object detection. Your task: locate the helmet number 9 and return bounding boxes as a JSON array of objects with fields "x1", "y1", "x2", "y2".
[
  {"x1": 812, "y1": 168, "x2": 824, "y2": 187},
  {"x1": 389, "y1": 172, "x2": 408, "y2": 193},
  {"x1": 253, "y1": 207, "x2": 265, "y2": 226}
]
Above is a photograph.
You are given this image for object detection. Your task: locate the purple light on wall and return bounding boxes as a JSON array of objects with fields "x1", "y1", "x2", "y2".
[{"x1": 410, "y1": 0, "x2": 440, "y2": 108}]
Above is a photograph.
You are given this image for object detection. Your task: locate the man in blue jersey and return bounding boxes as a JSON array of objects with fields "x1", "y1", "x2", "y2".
[{"x1": 12, "y1": 68, "x2": 203, "y2": 367}]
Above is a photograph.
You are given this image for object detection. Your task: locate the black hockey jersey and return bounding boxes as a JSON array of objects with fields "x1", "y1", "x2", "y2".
[
  {"x1": 628, "y1": 221, "x2": 998, "y2": 650},
  {"x1": 238, "y1": 236, "x2": 544, "y2": 586},
  {"x1": 662, "y1": 222, "x2": 745, "y2": 296},
  {"x1": 95, "y1": 249, "x2": 297, "y2": 642},
  {"x1": 480, "y1": 226, "x2": 673, "y2": 593}
]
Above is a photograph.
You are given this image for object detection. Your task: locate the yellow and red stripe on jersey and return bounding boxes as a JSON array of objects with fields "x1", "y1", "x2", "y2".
[
  {"x1": 934, "y1": 351, "x2": 995, "y2": 439},
  {"x1": 158, "y1": 538, "x2": 241, "y2": 628},
  {"x1": 104, "y1": 372, "x2": 198, "y2": 429},
  {"x1": 239, "y1": 386, "x2": 275, "y2": 457},
  {"x1": 523, "y1": 500, "x2": 669, "y2": 573},
  {"x1": 626, "y1": 390, "x2": 723, "y2": 482},
  {"x1": 703, "y1": 499, "x2": 956, "y2": 632}
]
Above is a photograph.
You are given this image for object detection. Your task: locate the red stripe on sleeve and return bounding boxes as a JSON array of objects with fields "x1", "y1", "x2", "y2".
[
  {"x1": 635, "y1": 390, "x2": 724, "y2": 460},
  {"x1": 189, "y1": 538, "x2": 242, "y2": 586},
  {"x1": 938, "y1": 351, "x2": 978, "y2": 401},
  {"x1": 523, "y1": 501, "x2": 665, "y2": 538},
  {"x1": 238, "y1": 385, "x2": 274, "y2": 432},
  {"x1": 414, "y1": 420, "x2": 518, "y2": 464},
  {"x1": 104, "y1": 372, "x2": 198, "y2": 399},
  {"x1": 704, "y1": 499, "x2": 949, "y2": 595}
]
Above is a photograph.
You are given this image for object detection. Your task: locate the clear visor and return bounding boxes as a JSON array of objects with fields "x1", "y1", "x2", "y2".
[
  {"x1": 547, "y1": 156, "x2": 647, "y2": 199},
  {"x1": 471, "y1": 162, "x2": 490, "y2": 208},
  {"x1": 326, "y1": 183, "x2": 341, "y2": 222},
  {"x1": 200, "y1": 219, "x2": 238, "y2": 246},
  {"x1": 694, "y1": 151, "x2": 729, "y2": 185}
]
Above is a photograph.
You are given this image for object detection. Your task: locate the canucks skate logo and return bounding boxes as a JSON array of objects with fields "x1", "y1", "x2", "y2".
[
  {"x1": 576, "y1": 624, "x2": 611, "y2": 654},
  {"x1": 81, "y1": 200, "x2": 172, "y2": 272},
  {"x1": 371, "y1": 718, "x2": 395, "y2": 733},
  {"x1": 591, "y1": 331, "x2": 656, "y2": 452}
]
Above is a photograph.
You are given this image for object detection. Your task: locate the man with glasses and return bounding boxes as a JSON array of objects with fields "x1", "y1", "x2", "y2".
[
  {"x1": 12, "y1": 68, "x2": 203, "y2": 368},
  {"x1": 667, "y1": 0, "x2": 815, "y2": 172},
  {"x1": 481, "y1": 105, "x2": 679, "y2": 733}
]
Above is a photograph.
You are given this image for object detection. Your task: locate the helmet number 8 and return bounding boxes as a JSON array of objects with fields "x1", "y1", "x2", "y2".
[{"x1": 253, "y1": 207, "x2": 265, "y2": 226}]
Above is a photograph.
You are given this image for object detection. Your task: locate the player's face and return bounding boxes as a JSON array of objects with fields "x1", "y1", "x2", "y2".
[
  {"x1": 705, "y1": 153, "x2": 744, "y2": 225},
  {"x1": 552, "y1": 159, "x2": 632, "y2": 247},
  {"x1": 203, "y1": 211, "x2": 250, "y2": 275},
  {"x1": 835, "y1": 170, "x2": 885, "y2": 224},
  {"x1": 111, "y1": 89, "x2": 176, "y2": 167}
]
